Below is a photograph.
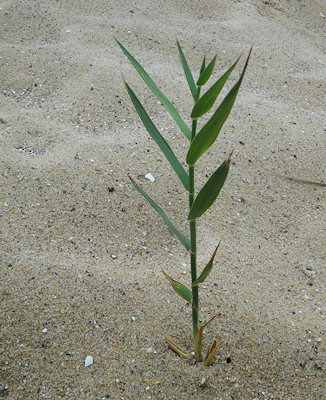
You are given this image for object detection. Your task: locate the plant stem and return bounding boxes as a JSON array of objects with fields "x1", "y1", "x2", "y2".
[{"x1": 189, "y1": 119, "x2": 199, "y2": 344}]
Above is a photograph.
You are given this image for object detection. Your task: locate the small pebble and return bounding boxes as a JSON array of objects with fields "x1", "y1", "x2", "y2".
[
  {"x1": 187, "y1": 357, "x2": 196, "y2": 365},
  {"x1": 85, "y1": 355, "x2": 93, "y2": 367},
  {"x1": 42, "y1": 328, "x2": 48, "y2": 334},
  {"x1": 111, "y1": 254, "x2": 117, "y2": 259},
  {"x1": 146, "y1": 347, "x2": 153, "y2": 353},
  {"x1": 199, "y1": 377, "x2": 206, "y2": 387},
  {"x1": 0, "y1": 386, "x2": 8, "y2": 393},
  {"x1": 145, "y1": 173, "x2": 155, "y2": 182}
]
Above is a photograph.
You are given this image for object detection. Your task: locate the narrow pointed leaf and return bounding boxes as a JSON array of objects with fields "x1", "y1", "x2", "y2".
[
  {"x1": 187, "y1": 48, "x2": 252, "y2": 166},
  {"x1": 197, "y1": 55, "x2": 217, "y2": 87},
  {"x1": 191, "y1": 56, "x2": 240, "y2": 119},
  {"x1": 162, "y1": 269, "x2": 193, "y2": 303},
  {"x1": 199, "y1": 56, "x2": 206, "y2": 75},
  {"x1": 176, "y1": 41, "x2": 197, "y2": 100},
  {"x1": 125, "y1": 82, "x2": 190, "y2": 191},
  {"x1": 116, "y1": 39, "x2": 191, "y2": 141},
  {"x1": 188, "y1": 153, "x2": 232, "y2": 221},
  {"x1": 130, "y1": 177, "x2": 191, "y2": 250},
  {"x1": 192, "y1": 242, "x2": 220, "y2": 286}
]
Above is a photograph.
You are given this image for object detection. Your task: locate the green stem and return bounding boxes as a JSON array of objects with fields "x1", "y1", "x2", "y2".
[{"x1": 189, "y1": 119, "x2": 199, "y2": 348}]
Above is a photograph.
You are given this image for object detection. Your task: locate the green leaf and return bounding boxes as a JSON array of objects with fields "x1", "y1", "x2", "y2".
[
  {"x1": 192, "y1": 242, "x2": 220, "y2": 286},
  {"x1": 130, "y1": 177, "x2": 191, "y2": 251},
  {"x1": 125, "y1": 82, "x2": 190, "y2": 191},
  {"x1": 187, "y1": 48, "x2": 252, "y2": 166},
  {"x1": 191, "y1": 56, "x2": 240, "y2": 120},
  {"x1": 116, "y1": 39, "x2": 192, "y2": 141},
  {"x1": 162, "y1": 269, "x2": 193, "y2": 303},
  {"x1": 188, "y1": 152, "x2": 232, "y2": 221},
  {"x1": 196, "y1": 55, "x2": 217, "y2": 87},
  {"x1": 199, "y1": 56, "x2": 206, "y2": 75},
  {"x1": 176, "y1": 41, "x2": 197, "y2": 101}
]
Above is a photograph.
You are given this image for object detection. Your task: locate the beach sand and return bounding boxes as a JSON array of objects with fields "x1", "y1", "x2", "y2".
[{"x1": 0, "y1": 0, "x2": 325, "y2": 399}]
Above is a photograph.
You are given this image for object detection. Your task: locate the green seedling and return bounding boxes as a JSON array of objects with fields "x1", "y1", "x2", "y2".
[{"x1": 117, "y1": 38, "x2": 251, "y2": 364}]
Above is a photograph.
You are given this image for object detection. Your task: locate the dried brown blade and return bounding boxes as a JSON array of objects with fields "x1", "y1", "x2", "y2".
[
  {"x1": 164, "y1": 338, "x2": 189, "y2": 359},
  {"x1": 203, "y1": 340, "x2": 218, "y2": 366}
]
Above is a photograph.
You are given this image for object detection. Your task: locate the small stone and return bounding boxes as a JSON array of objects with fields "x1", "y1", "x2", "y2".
[
  {"x1": 199, "y1": 377, "x2": 206, "y2": 387},
  {"x1": 131, "y1": 316, "x2": 136, "y2": 321},
  {"x1": 187, "y1": 357, "x2": 196, "y2": 365},
  {"x1": 146, "y1": 347, "x2": 153, "y2": 353},
  {"x1": 42, "y1": 328, "x2": 48, "y2": 334},
  {"x1": 0, "y1": 386, "x2": 8, "y2": 393},
  {"x1": 239, "y1": 140, "x2": 245, "y2": 145},
  {"x1": 145, "y1": 173, "x2": 155, "y2": 182},
  {"x1": 111, "y1": 254, "x2": 117, "y2": 259},
  {"x1": 85, "y1": 355, "x2": 93, "y2": 367}
]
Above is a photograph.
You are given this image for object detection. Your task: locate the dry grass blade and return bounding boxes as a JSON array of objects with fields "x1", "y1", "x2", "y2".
[
  {"x1": 165, "y1": 338, "x2": 189, "y2": 358},
  {"x1": 203, "y1": 340, "x2": 218, "y2": 366}
]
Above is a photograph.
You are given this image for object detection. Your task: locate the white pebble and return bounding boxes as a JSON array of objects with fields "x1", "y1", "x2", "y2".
[
  {"x1": 131, "y1": 316, "x2": 137, "y2": 321},
  {"x1": 199, "y1": 377, "x2": 206, "y2": 386},
  {"x1": 111, "y1": 254, "x2": 117, "y2": 259},
  {"x1": 145, "y1": 173, "x2": 155, "y2": 182},
  {"x1": 85, "y1": 355, "x2": 93, "y2": 367},
  {"x1": 146, "y1": 347, "x2": 153, "y2": 353},
  {"x1": 42, "y1": 328, "x2": 48, "y2": 334}
]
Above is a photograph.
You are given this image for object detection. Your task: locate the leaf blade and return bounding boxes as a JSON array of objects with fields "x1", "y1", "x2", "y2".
[
  {"x1": 176, "y1": 40, "x2": 197, "y2": 100},
  {"x1": 130, "y1": 177, "x2": 191, "y2": 250},
  {"x1": 162, "y1": 269, "x2": 193, "y2": 303},
  {"x1": 191, "y1": 56, "x2": 240, "y2": 119},
  {"x1": 188, "y1": 152, "x2": 232, "y2": 221},
  {"x1": 116, "y1": 39, "x2": 192, "y2": 141},
  {"x1": 187, "y1": 48, "x2": 252, "y2": 166},
  {"x1": 197, "y1": 55, "x2": 217, "y2": 87},
  {"x1": 192, "y1": 242, "x2": 220, "y2": 286},
  {"x1": 125, "y1": 82, "x2": 190, "y2": 191}
]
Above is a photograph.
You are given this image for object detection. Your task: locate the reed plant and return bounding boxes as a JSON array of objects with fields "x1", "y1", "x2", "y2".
[{"x1": 117, "y1": 39, "x2": 251, "y2": 364}]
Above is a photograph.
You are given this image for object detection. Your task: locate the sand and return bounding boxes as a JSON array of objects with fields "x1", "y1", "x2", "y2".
[{"x1": 0, "y1": 0, "x2": 325, "y2": 399}]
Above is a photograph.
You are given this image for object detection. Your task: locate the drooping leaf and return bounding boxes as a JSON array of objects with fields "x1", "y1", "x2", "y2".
[
  {"x1": 187, "y1": 48, "x2": 252, "y2": 166},
  {"x1": 191, "y1": 56, "x2": 240, "y2": 120},
  {"x1": 196, "y1": 55, "x2": 217, "y2": 87},
  {"x1": 176, "y1": 40, "x2": 197, "y2": 100},
  {"x1": 129, "y1": 177, "x2": 191, "y2": 250},
  {"x1": 116, "y1": 39, "x2": 191, "y2": 141},
  {"x1": 125, "y1": 82, "x2": 190, "y2": 191},
  {"x1": 188, "y1": 152, "x2": 232, "y2": 221},
  {"x1": 192, "y1": 242, "x2": 220, "y2": 286},
  {"x1": 162, "y1": 269, "x2": 193, "y2": 303}
]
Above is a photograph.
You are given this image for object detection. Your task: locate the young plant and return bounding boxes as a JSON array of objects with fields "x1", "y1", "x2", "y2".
[{"x1": 117, "y1": 39, "x2": 251, "y2": 364}]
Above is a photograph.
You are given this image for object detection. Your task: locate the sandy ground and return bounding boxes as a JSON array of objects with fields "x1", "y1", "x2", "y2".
[{"x1": 0, "y1": 0, "x2": 325, "y2": 399}]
